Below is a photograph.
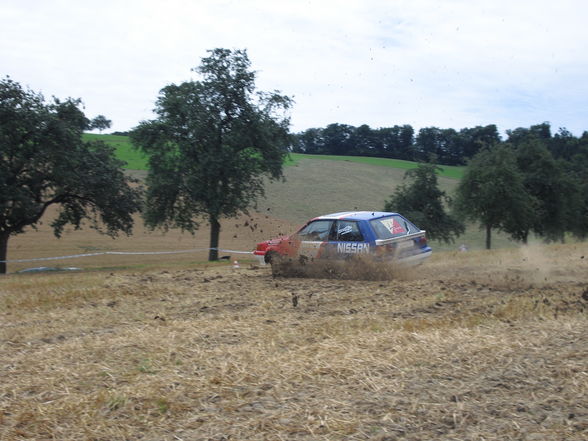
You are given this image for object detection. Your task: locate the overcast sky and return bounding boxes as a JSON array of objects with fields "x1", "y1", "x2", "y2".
[{"x1": 2, "y1": 0, "x2": 587, "y2": 136}]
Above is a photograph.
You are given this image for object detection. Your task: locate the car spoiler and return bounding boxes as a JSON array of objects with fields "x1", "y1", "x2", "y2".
[{"x1": 374, "y1": 230, "x2": 426, "y2": 246}]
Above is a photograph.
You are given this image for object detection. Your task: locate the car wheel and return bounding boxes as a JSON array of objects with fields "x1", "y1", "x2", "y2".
[{"x1": 268, "y1": 252, "x2": 282, "y2": 277}]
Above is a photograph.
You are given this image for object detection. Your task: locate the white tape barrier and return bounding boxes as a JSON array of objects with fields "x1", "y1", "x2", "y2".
[{"x1": 0, "y1": 248, "x2": 254, "y2": 263}]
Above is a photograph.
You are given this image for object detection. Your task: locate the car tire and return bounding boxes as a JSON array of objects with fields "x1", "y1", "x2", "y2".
[{"x1": 267, "y1": 252, "x2": 282, "y2": 277}]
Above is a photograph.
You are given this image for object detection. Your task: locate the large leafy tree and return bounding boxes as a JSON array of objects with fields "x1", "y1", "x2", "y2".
[
  {"x1": 457, "y1": 124, "x2": 501, "y2": 161},
  {"x1": 415, "y1": 127, "x2": 460, "y2": 165},
  {"x1": 0, "y1": 77, "x2": 142, "y2": 274},
  {"x1": 454, "y1": 144, "x2": 535, "y2": 249},
  {"x1": 513, "y1": 138, "x2": 570, "y2": 243},
  {"x1": 322, "y1": 123, "x2": 355, "y2": 155},
  {"x1": 373, "y1": 125, "x2": 415, "y2": 159},
  {"x1": 507, "y1": 122, "x2": 552, "y2": 146},
  {"x1": 549, "y1": 127, "x2": 578, "y2": 160},
  {"x1": 131, "y1": 49, "x2": 292, "y2": 261},
  {"x1": 384, "y1": 163, "x2": 464, "y2": 243},
  {"x1": 561, "y1": 136, "x2": 588, "y2": 239}
]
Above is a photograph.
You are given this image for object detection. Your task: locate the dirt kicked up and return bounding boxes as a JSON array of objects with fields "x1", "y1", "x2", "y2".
[{"x1": 1, "y1": 243, "x2": 587, "y2": 440}]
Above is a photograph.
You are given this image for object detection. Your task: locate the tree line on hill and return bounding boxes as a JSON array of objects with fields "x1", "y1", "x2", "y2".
[{"x1": 292, "y1": 122, "x2": 588, "y2": 166}]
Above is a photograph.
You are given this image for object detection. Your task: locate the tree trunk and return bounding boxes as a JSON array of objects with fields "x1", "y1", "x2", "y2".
[
  {"x1": 485, "y1": 224, "x2": 492, "y2": 250},
  {"x1": 208, "y1": 217, "x2": 221, "y2": 261},
  {"x1": 0, "y1": 233, "x2": 9, "y2": 275}
]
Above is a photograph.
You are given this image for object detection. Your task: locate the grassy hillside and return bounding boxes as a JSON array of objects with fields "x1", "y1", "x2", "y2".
[
  {"x1": 84, "y1": 134, "x2": 464, "y2": 178},
  {"x1": 256, "y1": 157, "x2": 458, "y2": 223},
  {"x1": 289, "y1": 153, "x2": 464, "y2": 179}
]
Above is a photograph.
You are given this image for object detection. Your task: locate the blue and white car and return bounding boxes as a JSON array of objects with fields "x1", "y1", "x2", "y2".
[{"x1": 254, "y1": 211, "x2": 432, "y2": 275}]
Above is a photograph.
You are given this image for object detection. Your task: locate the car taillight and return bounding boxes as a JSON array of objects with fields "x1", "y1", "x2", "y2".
[{"x1": 375, "y1": 243, "x2": 394, "y2": 256}]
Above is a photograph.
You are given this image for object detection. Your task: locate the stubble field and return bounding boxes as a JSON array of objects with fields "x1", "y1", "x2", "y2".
[{"x1": 1, "y1": 242, "x2": 587, "y2": 440}]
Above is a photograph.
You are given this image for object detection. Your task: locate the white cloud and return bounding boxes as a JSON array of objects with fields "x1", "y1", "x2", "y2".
[{"x1": 2, "y1": 0, "x2": 587, "y2": 135}]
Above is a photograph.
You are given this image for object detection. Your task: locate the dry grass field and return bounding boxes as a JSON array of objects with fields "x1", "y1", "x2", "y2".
[{"x1": 1, "y1": 241, "x2": 587, "y2": 440}]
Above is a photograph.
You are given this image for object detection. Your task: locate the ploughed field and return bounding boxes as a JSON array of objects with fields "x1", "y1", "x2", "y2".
[{"x1": 1, "y1": 244, "x2": 587, "y2": 440}]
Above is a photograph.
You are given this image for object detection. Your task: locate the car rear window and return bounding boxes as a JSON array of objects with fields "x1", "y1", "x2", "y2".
[{"x1": 370, "y1": 216, "x2": 418, "y2": 239}]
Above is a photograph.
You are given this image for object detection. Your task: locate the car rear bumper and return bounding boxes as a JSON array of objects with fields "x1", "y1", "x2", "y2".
[{"x1": 397, "y1": 249, "x2": 432, "y2": 265}]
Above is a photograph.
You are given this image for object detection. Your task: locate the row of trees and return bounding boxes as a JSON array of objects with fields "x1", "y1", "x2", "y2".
[
  {"x1": 386, "y1": 131, "x2": 588, "y2": 249},
  {"x1": 293, "y1": 123, "x2": 501, "y2": 165},
  {"x1": 292, "y1": 122, "x2": 587, "y2": 167}
]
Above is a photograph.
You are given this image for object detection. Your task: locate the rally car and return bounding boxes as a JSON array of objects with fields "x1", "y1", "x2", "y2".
[{"x1": 254, "y1": 211, "x2": 432, "y2": 276}]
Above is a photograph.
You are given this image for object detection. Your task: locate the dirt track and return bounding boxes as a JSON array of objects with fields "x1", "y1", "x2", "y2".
[{"x1": 1, "y1": 244, "x2": 587, "y2": 440}]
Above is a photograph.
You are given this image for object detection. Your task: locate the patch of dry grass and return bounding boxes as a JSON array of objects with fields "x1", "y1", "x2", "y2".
[{"x1": 1, "y1": 243, "x2": 587, "y2": 440}]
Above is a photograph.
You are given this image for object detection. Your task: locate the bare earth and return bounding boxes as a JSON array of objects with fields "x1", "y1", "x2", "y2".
[{"x1": 1, "y1": 243, "x2": 587, "y2": 440}]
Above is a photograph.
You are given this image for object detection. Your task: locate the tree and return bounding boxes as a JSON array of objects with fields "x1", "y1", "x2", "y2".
[
  {"x1": 131, "y1": 49, "x2": 292, "y2": 261},
  {"x1": 454, "y1": 144, "x2": 535, "y2": 249},
  {"x1": 513, "y1": 138, "x2": 569, "y2": 243},
  {"x1": 0, "y1": 77, "x2": 142, "y2": 274},
  {"x1": 457, "y1": 125, "x2": 501, "y2": 160},
  {"x1": 376, "y1": 125, "x2": 415, "y2": 159},
  {"x1": 506, "y1": 122, "x2": 552, "y2": 146},
  {"x1": 415, "y1": 127, "x2": 460, "y2": 165},
  {"x1": 292, "y1": 127, "x2": 323, "y2": 153},
  {"x1": 90, "y1": 115, "x2": 112, "y2": 133},
  {"x1": 549, "y1": 127, "x2": 578, "y2": 160},
  {"x1": 352, "y1": 124, "x2": 375, "y2": 156},
  {"x1": 384, "y1": 163, "x2": 464, "y2": 243},
  {"x1": 322, "y1": 123, "x2": 354, "y2": 155},
  {"x1": 560, "y1": 138, "x2": 588, "y2": 239}
]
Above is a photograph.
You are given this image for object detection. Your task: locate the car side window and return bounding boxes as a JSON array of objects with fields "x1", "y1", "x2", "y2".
[
  {"x1": 333, "y1": 220, "x2": 364, "y2": 242},
  {"x1": 297, "y1": 220, "x2": 333, "y2": 241},
  {"x1": 370, "y1": 216, "x2": 415, "y2": 239}
]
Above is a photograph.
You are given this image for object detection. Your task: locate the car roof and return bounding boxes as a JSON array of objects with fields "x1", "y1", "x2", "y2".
[{"x1": 314, "y1": 211, "x2": 399, "y2": 221}]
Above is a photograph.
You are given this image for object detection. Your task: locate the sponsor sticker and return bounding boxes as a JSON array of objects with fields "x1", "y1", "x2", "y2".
[
  {"x1": 336, "y1": 243, "x2": 370, "y2": 254},
  {"x1": 381, "y1": 218, "x2": 405, "y2": 235}
]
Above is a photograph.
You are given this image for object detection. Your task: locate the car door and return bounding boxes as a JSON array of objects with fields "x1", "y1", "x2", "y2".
[
  {"x1": 294, "y1": 219, "x2": 334, "y2": 261},
  {"x1": 326, "y1": 219, "x2": 369, "y2": 260}
]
